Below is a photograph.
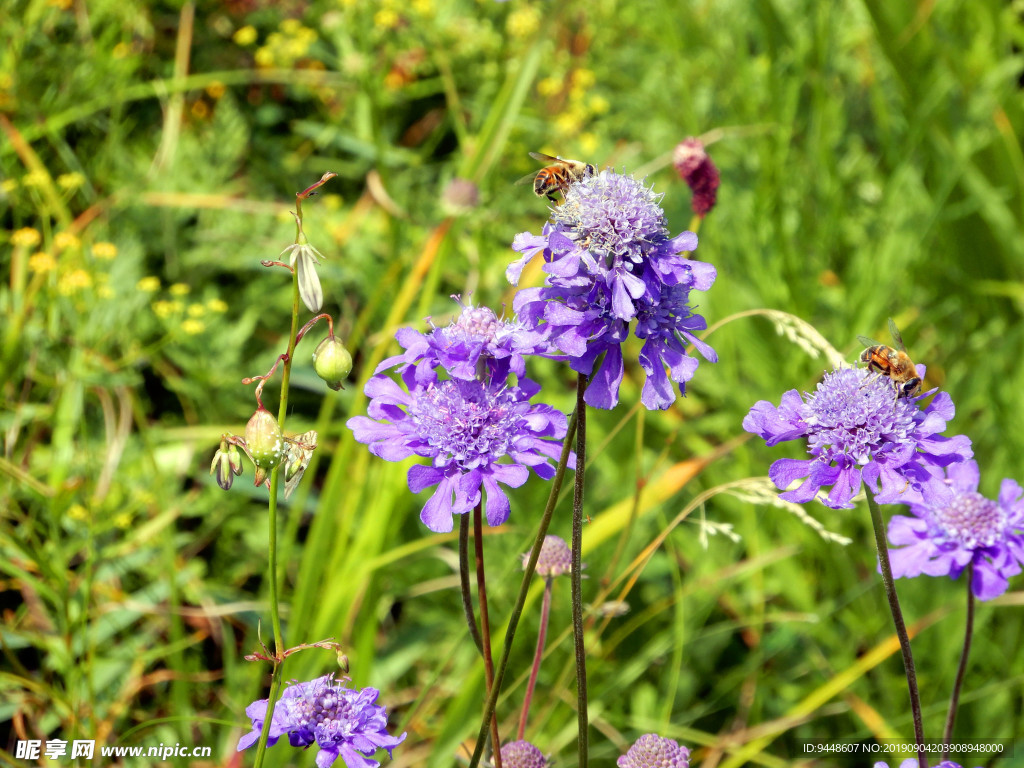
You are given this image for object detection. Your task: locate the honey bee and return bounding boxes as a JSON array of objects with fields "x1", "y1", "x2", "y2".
[
  {"x1": 856, "y1": 318, "x2": 922, "y2": 399},
  {"x1": 520, "y1": 152, "x2": 596, "y2": 202}
]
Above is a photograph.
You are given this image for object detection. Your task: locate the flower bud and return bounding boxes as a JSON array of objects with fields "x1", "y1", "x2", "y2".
[
  {"x1": 245, "y1": 407, "x2": 284, "y2": 485},
  {"x1": 313, "y1": 336, "x2": 353, "y2": 391}
]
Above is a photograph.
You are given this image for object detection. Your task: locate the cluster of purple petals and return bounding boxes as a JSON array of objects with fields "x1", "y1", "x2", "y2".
[
  {"x1": 347, "y1": 302, "x2": 573, "y2": 533},
  {"x1": 507, "y1": 170, "x2": 717, "y2": 410},
  {"x1": 743, "y1": 366, "x2": 972, "y2": 509},
  {"x1": 238, "y1": 675, "x2": 405, "y2": 768},
  {"x1": 875, "y1": 761, "x2": 979, "y2": 768},
  {"x1": 375, "y1": 298, "x2": 555, "y2": 385},
  {"x1": 887, "y1": 459, "x2": 1024, "y2": 600}
]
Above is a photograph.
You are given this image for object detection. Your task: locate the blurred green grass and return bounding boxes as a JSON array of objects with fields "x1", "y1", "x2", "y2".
[{"x1": 2, "y1": 0, "x2": 1023, "y2": 765}]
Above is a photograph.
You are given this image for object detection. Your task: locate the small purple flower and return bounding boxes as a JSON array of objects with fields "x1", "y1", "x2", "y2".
[
  {"x1": 238, "y1": 675, "x2": 405, "y2": 768},
  {"x1": 617, "y1": 733, "x2": 690, "y2": 768},
  {"x1": 508, "y1": 170, "x2": 716, "y2": 410},
  {"x1": 500, "y1": 740, "x2": 549, "y2": 768},
  {"x1": 673, "y1": 137, "x2": 720, "y2": 218},
  {"x1": 874, "y1": 761, "x2": 978, "y2": 768},
  {"x1": 347, "y1": 363, "x2": 572, "y2": 533},
  {"x1": 375, "y1": 298, "x2": 553, "y2": 384},
  {"x1": 743, "y1": 367, "x2": 973, "y2": 509},
  {"x1": 886, "y1": 459, "x2": 1024, "y2": 600}
]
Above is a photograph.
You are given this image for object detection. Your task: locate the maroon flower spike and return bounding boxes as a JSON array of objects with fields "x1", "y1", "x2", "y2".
[{"x1": 673, "y1": 138, "x2": 720, "y2": 217}]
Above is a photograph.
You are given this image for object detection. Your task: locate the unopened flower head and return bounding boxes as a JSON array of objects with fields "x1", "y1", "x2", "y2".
[
  {"x1": 743, "y1": 366, "x2": 972, "y2": 509},
  {"x1": 280, "y1": 215, "x2": 325, "y2": 313},
  {"x1": 523, "y1": 534, "x2": 574, "y2": 578},
  {"x1": 237, "y1": 674, "x2": 406, "y2": 768},
  {"x1": 347, "y1": 360, "x2": 573, "y2": 533},
  {"x1": 617, "y1": 733, "x2": 690, "y2": 768},
  {"x1": 508, "y1": 169, "x2": 716, "y2": 410},
  {"x1": 673, "y1": 137, "x2": 720, "y2": 217},
  {"x1": 499, "y1": 740, "x2": 549, "y2": 768},
  {"x1": 887, "y1": 459, "x2": 1024, "y2": 600}
]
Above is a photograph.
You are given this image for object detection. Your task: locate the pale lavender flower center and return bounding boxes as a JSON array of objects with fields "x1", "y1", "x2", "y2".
[
  {"x1": 932, "y1": 491, "x2": 1006, "y2": 549},
  {"x1": 618, "y1": 733, "x2": 690, "y2": 768},
  {"x1": 802, "y1": 368, "x2": 916, "y2": 464},
  {"x1": 450, "y1": 305, "x2": 500, "y2": 344},
  {"x1": 530, "y1": 535, "x2": 573, "y2": 577},
  {"x1": 408, "y1": 381, "x2": 518, "y2": 464},
  {"x1": 554, "y1": 171, "x2": 668, "y2": 267}
]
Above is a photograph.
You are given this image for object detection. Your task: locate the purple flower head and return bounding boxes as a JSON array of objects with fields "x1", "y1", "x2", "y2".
[
  {"x1": 500, "y1": 740, "x2": 549, "y2": 768},
  {"x1": 508, "y1": 170, "x2": 716, "y2": 410},
  {"x1": 886, "y1": 459, "x2": 1024, "y2": 600},
  {"x1": 347, "y1": 363, "x2": 573, "y2": 533},
  {"x1": 375, "y1": 297, "x2": 554, "y2": 384},
  {"x1": 238, "y1": 675, "x2": 406, "y2": 768},
  {"x1": 743, "y1": 367, "x2": 973, "y2": 509},
  {"x1": 875, "y1": 761, "x2": 977, "y2": 768},
  {"x1": 523, "y1": 534, "x2": 576, "y2": 578},
  {"x1": 617, "y1": 733, "x2": 690, "y2": 768}
]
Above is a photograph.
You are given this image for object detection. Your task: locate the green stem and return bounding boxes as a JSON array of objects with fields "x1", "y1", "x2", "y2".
[
  {"x1": 864, "y1": 487, "x2": 926, "y2": 768},
  {"x1": 942, "y1": 564, "x2": 974, "y2": 761},
  {"x1": 252, "y1": 218, "x2": 302, "y2": 768},
  {"x1": 460, "y1": 512, "x2": 484, "y2": 655},
  {"x1": 474, "y1": 502, "x2": 502, "y2": 768},
  {"x1": 571, "y1": 374, "x2": 589, "y2": 768},
  {"x1": 467, "y1": 410, "x2": 579, "y2": 768}
]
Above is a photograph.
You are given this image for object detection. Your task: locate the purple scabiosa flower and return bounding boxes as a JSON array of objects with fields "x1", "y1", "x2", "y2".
[
  {"x1": 617, "y1": 733, "x2": 690, "y2": 768},
  {"x1": 507, "y1": 169, "x2": 716, "y2": 410},
  {"x1": 874, "y1": 761, "x2": 978, "y2": 768},
  {"x1": 523, "y1": 534, "x2": 575, "y2": 578},
  {"x1": 238, "y1": 675, "x2": 406, "y2": 768},
  {"x1": 886, "y1": 459, "x2": 1024, "y2": 600},
  {"x1": 347, "y1": 364, "x2": 572, "y2": 533},
  {"x1": 500, "y1": 740, "x2": 549, "y2": 768},
  {"x1": 376, "y1": 298, "x2": 553, "y2": 385},
  {"x1": 743, "y1": 366, "x2": 973, "y2": 509}
]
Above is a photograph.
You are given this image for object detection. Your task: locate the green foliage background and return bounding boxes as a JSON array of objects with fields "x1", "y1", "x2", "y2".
[{"x1": 2, "y1": 0, "x2": 1022, "y2": 766}]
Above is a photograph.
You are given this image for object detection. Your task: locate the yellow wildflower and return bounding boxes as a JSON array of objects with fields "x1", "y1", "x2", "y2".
[
  {"x1": 54, "y1": 232, "x2": 80, "y2": 252},
  {"x1": 187, "y1": 303, "x2": 206, "y2": 318},
  {"x1": 181, "y1": 318, "x2": 206, "y2": 335},
  {"x1": 233, "y1": 25, "x2": 258, "y2": 46},
  {"x1": 137, "y1": 276, "x2": 161, "y2": 293},
  {"x1": 58, "y1": 269, "x2": 93, "y2": 295},
  {"x1": 206, "y1": 298, "x2": 229, "y2": 313},
  {"x1": 12, "y1": 227, "x2": 41, "y2": 247},
  {"x1": 91, "y1": 241, "x2": 118, "y2": 260},
  {"x1": 57, "y1": 172, "x2": 86, "y2": 190},
  {"x1": 29, "y1": 252, "x2": 56, "y2": 273},
  {"x1": 169, "y1": 283, "x2": 190, "y2": 296}
]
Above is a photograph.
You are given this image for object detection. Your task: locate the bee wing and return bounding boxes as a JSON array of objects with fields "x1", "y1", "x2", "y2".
[
  {"x1": 514, "y1": 171, "x2": 539, "y2": 187},
  {"x1": 887, "y1": 317, "x2": 908, "y2": 352},
  {"x1": 856, "y1": 335, "x2": 881, "y2": 348},
  {"x1": 529, "y1": 151, "x2": 559, "y2": 163}
]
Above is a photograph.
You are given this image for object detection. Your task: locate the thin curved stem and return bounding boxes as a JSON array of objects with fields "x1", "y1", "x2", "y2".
[
  {"x1": 474, "y1": 503, "x2": 502, "y2": 768},
  {"x1": 459, "y1": 512, "x2": 484, "y2": 655},
  {"x1": 864, "y1": 487, "x2": 926, "y2": 768},
  {"x1": 517, "y1": 577, "x2": 553, "y2": 740},
  {"x1": 467, "y1": 410, "x2": 579, "y2": 768},
  {"x1": 942, "y1": 564, "x2": 975, "y2": 761},
  {"x1": 571, "y1": 374, "x2": 589, "y2": 768}
]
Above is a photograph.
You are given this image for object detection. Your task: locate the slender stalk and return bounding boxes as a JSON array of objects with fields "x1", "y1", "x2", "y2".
[
  {"x1": 467, "y1": 410, "x2": 579, "y2": 768},
  {"x1": 517, "y1": 577, "x2": 553, "y2": 740},
  {"x1": 864, "y1": 488, "x2": 926, "y2": 768},
  {"x1": 942, "y1": 564, "x2": 975, "y2": 760},
  {"x1": 571, "y1": 375, "x2": 589, "y2": 767},
  {"x1": 460, "y1": 512, "x2": 484, "y2": 654},
  {"x1": 474, "y1": 503, "x2": 503, "y2": 768}
]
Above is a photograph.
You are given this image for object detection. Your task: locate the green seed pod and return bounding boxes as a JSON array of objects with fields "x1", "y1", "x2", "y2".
[
  {"x1": 313, "y1": 336, "x2": 353, "y2": 391},
  {"x1": 245, "y1": 408, "x2": 284, "y2": 480}
]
